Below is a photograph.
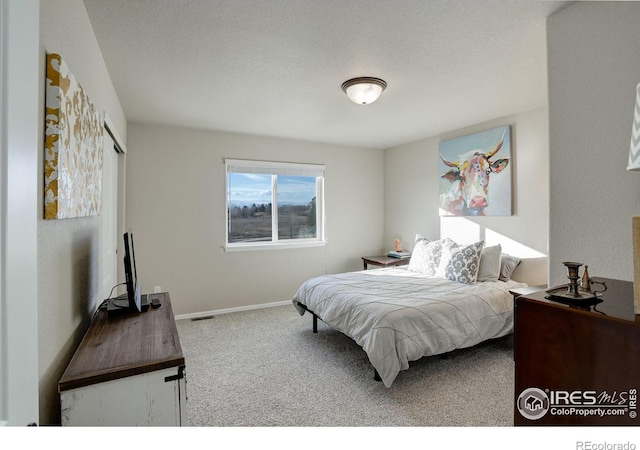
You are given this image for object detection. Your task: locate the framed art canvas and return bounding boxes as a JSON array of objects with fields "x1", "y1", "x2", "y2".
[
  {"x1": 44, "y1": 53, "x2": 103, "y2": 219},
  {"x1": 439, "y1": 125, "x2": 512, "y2": 216}
]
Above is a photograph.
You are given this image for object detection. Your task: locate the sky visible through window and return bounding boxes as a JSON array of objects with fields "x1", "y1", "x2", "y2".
[{"x1": 228, "y1": 173, "x2": 316, "y2": 206}]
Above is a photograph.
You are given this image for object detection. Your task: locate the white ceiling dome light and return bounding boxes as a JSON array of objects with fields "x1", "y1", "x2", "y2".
[{"x1": 341, "y1": 77, "x2": 387, "y2": 105}]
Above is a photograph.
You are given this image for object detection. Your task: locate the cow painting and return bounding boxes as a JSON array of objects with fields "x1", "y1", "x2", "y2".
[{"x1": 439, "y1": 126, "x2": 512, "y2": 216}]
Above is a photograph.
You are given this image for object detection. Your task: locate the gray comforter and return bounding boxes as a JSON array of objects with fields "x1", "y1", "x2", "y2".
[{"x1": 292, "y1": 267, "x2": 525, "y2": 387}]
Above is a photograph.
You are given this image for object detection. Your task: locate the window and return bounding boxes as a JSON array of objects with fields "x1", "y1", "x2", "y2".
[{"x1": 225, "y1": 159, "x2": 325, "y2": 250}]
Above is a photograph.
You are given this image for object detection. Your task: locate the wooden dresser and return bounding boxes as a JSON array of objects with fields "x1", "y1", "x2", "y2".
[
  {"x1": 514, "y1": 278, "x2": 640, "y2": 426},
  {"x1": 58, "y1": 292, "x2": 186, "y2": 426}
]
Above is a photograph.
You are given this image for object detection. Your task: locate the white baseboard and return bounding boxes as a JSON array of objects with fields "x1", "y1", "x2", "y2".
[{"x1": 175, "y1": 300, "x2": 292, "y2": 321}]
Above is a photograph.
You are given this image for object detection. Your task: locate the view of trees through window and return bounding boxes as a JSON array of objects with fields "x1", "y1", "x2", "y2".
[
  {"x1": 278, "y1": 197, "x2": 316, "y2": 240},
  {"x1": 227, "y1": 173, "x2": 318, "y2": 244}
]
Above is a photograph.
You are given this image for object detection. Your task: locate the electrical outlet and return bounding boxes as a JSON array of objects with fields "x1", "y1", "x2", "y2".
[{"x1": 153, "y1": 286, "x2": 161, "y2": 293}]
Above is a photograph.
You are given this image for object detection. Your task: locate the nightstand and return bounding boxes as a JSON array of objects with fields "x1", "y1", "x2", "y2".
[{"x1": 361, "y1": 255, "x2": 410, "y2": 270}]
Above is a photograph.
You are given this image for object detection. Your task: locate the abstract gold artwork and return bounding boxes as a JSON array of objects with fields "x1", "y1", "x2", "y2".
[{"x1": 44, "y1": 53, "x2": 103, "y2": 219}]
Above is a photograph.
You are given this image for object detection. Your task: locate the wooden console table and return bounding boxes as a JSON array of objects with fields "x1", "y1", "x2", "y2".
[
  {"x1": 514, "y1": 278, "x2": 640, "y2": 426},
  {"x1": 58, "y1": 292, "x2": 186, "y2": 426}
]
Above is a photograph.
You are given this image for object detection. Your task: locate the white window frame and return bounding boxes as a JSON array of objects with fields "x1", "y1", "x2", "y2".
[{"x1": 224, "y1": 159, "x2": 326, "y2": 251}]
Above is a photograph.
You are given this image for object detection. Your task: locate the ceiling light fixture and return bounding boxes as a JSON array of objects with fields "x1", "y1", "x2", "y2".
[{"x1": 341, "y1": 77, "x2": 387, "y2": 105}]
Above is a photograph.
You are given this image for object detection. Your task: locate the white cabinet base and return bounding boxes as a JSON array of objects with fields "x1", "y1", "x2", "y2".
[{"x1": 61, "y1": 366, "x2": 186, "y2": 426}]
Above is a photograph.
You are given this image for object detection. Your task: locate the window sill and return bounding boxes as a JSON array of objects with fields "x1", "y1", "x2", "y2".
[{"x1": 224, "y1": 240, "x2": 327, "y2": 252}]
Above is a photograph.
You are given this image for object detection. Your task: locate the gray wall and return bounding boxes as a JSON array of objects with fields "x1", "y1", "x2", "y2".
[
  {"x1": 384, "y1": 108, "x2": 549, "y2": 285},
  {"x1": 38, "y1": 0, "x2": 127, "y2": 425},
  {"x1": 125, "y1": 123, "x2": 385, "y2": 316},
  {"x1": 547, "y1": 2, "x2": 640, "y2": 286}
]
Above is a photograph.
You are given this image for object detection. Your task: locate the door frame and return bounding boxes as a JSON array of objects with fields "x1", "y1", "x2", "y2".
[
  {"x1": 0, "y1": 0, "x2": 40, "y2": 426},
  {"x1": 103, "y1": 114, "x2": 127, "y2": 292}
]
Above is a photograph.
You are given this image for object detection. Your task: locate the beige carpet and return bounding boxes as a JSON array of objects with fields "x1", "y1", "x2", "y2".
[{"x1": 175, "y1": 304, "x2": 515, "y2": 427}]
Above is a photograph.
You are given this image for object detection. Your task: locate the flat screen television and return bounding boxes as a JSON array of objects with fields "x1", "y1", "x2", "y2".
[
  {"x1": 123, "y1": 230, "x2": 143, "y2": 312},
  {"x1": 108, "y1": 230, "x2": 146, "y2": 314}
]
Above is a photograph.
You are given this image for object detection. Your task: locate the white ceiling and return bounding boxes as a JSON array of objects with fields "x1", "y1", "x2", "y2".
[{"x1": 83, "y1": 0, "x2": 571, "y2": 150}]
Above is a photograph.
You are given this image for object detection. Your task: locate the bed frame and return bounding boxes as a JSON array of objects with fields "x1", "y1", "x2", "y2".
[
  {"x1": 297, "y1": 302, "x2": 321, "y2": 333},
  {"x1": 297, "y1": 302, "x2": 383, "y2": 381}
]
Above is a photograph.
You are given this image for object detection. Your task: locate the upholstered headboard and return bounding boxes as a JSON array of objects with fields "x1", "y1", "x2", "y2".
[{"x1": 510, "y1": 256, "x2": 548, "y2": 287}]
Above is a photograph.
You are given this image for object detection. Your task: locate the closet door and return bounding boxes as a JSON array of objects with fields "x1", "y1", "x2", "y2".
[{"x1": 100, "y1": 131, "x2": 119, "y2": 303}]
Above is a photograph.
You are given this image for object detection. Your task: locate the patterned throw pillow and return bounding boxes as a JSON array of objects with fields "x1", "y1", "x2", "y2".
[
  {"x1": 442, "y1": 241, "x2": 485, "y2": 284},
  {"x1": 408, "y1": 236, "x2": 447, "y2": 276}
]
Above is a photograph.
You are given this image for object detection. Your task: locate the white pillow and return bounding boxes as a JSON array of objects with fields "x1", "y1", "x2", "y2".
[
  {"x1": 407, "y1": 235, "x2": 429, "y2": 273},
  {"x1": 435, "y1": 237, "x2": 459, "y2": 278},
  {"x1": 408, "y1": 235, "x2": 447, "y2": 276},
  {"x1": 441, "y1": 241, "x2": 485, "y2": 285},
  {"x1": 476, "y1": 244, "x2": 502, "y2": 282}
]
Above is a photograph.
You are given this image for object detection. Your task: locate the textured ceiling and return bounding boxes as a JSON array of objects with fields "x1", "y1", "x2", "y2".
[{"x1": 83, "y1": 0, "x2": 571, "y2": 149}]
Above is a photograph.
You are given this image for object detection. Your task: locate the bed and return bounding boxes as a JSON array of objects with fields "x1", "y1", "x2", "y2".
[{"x1": 292, "y1": 237, "x2": 540, "y2": 387}]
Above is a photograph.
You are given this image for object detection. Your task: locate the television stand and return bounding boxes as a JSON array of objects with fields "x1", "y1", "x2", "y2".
[{"x1": 59, "y1": 292, "x2": 185, "y2": 426}]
